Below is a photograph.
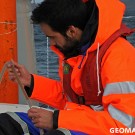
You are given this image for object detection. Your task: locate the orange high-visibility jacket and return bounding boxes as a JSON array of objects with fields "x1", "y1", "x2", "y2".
[{"x1": 31, "y1": 0, "x2": 135, "y2": 134}]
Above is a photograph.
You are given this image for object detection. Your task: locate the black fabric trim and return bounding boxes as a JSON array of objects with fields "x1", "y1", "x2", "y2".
[
  {"x1": 0, "y1": 113, "x2": 24, "y2": 135},
  {"x1": 45, "y1": 129, "x2": 65, "y2": 135},
  {"x1": 53, "y1": 110, "x2": 59, "y2": 129},
  {"x1": 24, "y1": 74, "x2": 34, "y2": 97},
  {"x1": 79, "y1": 0, "x2": 99, "y2": 49}
]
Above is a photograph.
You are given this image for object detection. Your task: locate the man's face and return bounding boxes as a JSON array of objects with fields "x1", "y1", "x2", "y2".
[{"x1": 40, "y1": 23, "x2": 80, "y2": 57}]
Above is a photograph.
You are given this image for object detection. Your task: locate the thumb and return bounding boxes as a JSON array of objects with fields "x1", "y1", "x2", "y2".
[{"x1": 11, "y1": 59, "x2": 22, "y2": 69}]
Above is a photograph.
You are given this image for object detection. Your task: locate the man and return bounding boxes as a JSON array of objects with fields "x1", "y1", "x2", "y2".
[{"x1": 7, "y1": 0, "x2": 135, "y2": 134}]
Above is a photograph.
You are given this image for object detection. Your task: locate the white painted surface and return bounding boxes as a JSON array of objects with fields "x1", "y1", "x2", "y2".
[
  {"x1": 0, "y1": 103, "x2": 29, "y2": 113},
  {"x1": 0, "y1": 103, "x2": 54, "y2": 113}
]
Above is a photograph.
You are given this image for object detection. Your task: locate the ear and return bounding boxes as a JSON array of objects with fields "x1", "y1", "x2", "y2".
[{"x1": 66, "y1": 25, "x2": 77, "y2": 38}]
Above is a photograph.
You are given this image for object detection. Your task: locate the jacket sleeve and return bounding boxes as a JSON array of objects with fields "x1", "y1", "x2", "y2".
[
  {"x1": 58, "y1": 103, "x2": 127, "y2": 134},
  {"x1": 30, "y1": 74, "x2": 67, "y2": 110},
  {"x1": 57, "y1": 39, "x2": 135, "y2": 134}
]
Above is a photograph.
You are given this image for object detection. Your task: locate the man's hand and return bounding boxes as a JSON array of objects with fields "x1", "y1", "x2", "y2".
[
  {"x1": 28, "y1": 107, "x2": 53, "y2": 130},
  {"x1": 7, "y1": 60, "x2": 31, "y2": 87}
]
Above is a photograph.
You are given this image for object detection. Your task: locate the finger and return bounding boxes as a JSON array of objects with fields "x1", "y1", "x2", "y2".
[
  {"x1": 28, "y1": 111, "x2": 40, "y2": 118},
  {"x1": 9, "y1": 72, "x2": 15, "y2": 76},
  {"x1": 9, "y1": 76, "x2": 16, "y2": 81},
  {"x1": 7, "y1": 65, "x2": 20, "y2": 73},
  {"x1": 11, "y1": 60, "x2": 22, "y2": 69},
  {"x1": 28, "y1": 113, "x2": 39, "y2": 119},
  {"x1": 9, "y1": 74, "x2": 20, "y2": 79},
  {"x1": 32, "y1": 117, "x2": 40, "y2": 124},
  {"x1": 8, "y1": 68, "x2": 20, "y2": 73},
  {"x1": 28, "y1": 107, "x2": 41, "y2": 113},
  {"x1": 9, "y1": 72, "x2": 21, "y2": 77},
  {"x1": 34, "y1": 123, "x2": 43, "y2": 128},
  {"x1": 7, "y1": 62, "x2": 13, "y2": 68},
  {"x1": 8, "y1": 68, "x2": 14, "y2": 73}
]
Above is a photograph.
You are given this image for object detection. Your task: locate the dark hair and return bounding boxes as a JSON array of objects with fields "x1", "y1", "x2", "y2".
[{"x1": 31, "y1": 0, "x2": 93, "y2": 35}]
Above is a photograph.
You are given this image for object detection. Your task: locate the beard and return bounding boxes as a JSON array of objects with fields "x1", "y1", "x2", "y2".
[{"x1": 54, "y1": 38, "x2": 80, "y2": 59}]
